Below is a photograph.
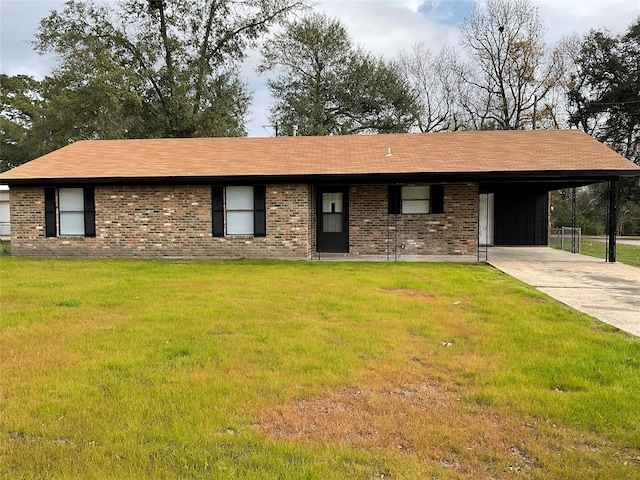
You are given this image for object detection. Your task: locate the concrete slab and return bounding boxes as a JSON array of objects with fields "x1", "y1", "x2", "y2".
[
  {"x1": 488, "y1": 247, "x2": 640, "y2": 337},
  {"x1": 312, "y1": 253, "x2": 477, "y2": 262},
  {"x1": 486, "y1": 246, "x2": 603, "y2": 263}
]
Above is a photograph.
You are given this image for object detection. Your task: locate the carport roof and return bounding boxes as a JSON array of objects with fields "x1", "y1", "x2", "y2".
[{"x1": 1, "y1": 129, "x2": 639, "y2": 185}]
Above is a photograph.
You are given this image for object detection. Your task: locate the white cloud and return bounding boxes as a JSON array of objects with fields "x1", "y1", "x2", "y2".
[
  {"x1": 536, "y1": 0, "x2": 639, "y2": 44},
  {"x1": 0, "y1": 0, "x2": 64, "y2": 78},
  {"x1": 316, "y1": 0, "x2": 460, "y2": 57},
  {"x1": 2, "y1": 0, "x2": 639, "y2": 137}
]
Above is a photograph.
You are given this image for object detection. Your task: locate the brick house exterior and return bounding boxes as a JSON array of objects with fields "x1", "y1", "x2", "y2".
[
  {"x1": 2, "y1": 131, "x2": 639, "y2": 260},
  {"x1": 8, "y1": 182, "x2": 478, "y2": 259}
]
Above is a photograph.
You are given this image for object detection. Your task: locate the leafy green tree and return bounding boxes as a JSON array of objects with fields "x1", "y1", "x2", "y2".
[
  {"x1": 34, "y1": 0, "x2": 305, "y2": 141},
  {"x1": 567, "y1": 18, "x2": 640, "y2": 166},
  {"x1": 0, "y1": 74, "x2": 45, "y2": 171},
  {"x1": 565, "y1": 18, "x2": 640, "y2": 235},
  {"x1": 550, "y1": 187, "x2": 609, "y2": 235},
  {"x1": 258, "y1": 13, "x2": 417, "y2": 136}
]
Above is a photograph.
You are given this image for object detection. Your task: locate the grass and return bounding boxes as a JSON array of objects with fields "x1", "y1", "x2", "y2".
[
  {"x1": 1, "y1": 258, "x2": 639, "y2": 479},
  {"x1": 578, "y1": 241, "x2": 640, "y2": 268}
]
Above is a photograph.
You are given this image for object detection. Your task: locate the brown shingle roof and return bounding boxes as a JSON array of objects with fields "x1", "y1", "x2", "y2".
[{"x1": 1, "y1": 130, "x2": 638, "y2": 182}]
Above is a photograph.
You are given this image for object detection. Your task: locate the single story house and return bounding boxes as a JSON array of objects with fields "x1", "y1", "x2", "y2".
[{"x1": 1, "y1": 130, "x2": 638, "y2": 260}]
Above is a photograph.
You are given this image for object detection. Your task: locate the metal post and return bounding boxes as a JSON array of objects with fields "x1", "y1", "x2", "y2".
[
  {"x1": 571, "y1": 187, "x2": 577, "y2": 254},
  {"x1": 394, "y1": 214, "x2": 398, "y2": 261},
  {"x1": 607, "y1": 179, "x2": 618, "y2": 263},
  {"x1": 386, "y1": 209, "x2": 390, "y2": 262},
  {"x1": 476, "y1": 194, "x2": 482, "y2": 262},
  {"x1": 477, "y1": 193, "x2": 489, "y2": 261}
]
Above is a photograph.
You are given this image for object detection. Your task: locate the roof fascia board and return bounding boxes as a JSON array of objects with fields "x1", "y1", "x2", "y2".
[{"x1": 1, "y1": 170, "x2": 637, "y2": 187}]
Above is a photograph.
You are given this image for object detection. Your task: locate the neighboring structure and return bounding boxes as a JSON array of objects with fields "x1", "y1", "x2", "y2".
[
  {"x1": 1, "y1": 130, "x2": 638, "y2": 260},
  {"x1": 0, "y1": 185, "x2": 9, "y2": 237}
]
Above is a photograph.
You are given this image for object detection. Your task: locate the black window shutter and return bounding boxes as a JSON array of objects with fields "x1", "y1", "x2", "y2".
[
  {"x1": 253, "y1": 185, "x2": 266, "y2": 237},
  {"x1": 431, "y1": 184, "x2": 445, "y2": 214},
  {"x1": 83, "y1": 187, "x2": 96, "y2": 237},
  {"x1": 212, "y1": 186, "x2": 224, "y2": 237},
  {"x1": 388, "y1": 185, "x2": 401, "y2": 214},
  {"x1": 44, "y1": 188, "x2": 57, "y2": 237}
]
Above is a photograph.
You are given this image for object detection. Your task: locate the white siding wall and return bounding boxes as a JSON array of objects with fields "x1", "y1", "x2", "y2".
[{"x1": 0, "y1": 186, "x2": 10, "y2": 236}]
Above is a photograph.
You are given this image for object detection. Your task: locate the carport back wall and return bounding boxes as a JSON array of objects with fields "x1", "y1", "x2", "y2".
[{"x1": 493, "y1": 188, "x2": 548, "y2": 246}]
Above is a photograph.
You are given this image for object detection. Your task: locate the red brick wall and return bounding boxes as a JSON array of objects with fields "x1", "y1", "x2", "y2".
[
  {"x1": 348, "y1": 183, "x2": 478, "y2": 256},
  {"x1": 9, "y1": 184, "x2": 311, "y2": 259},
  {"x1": 9, "y1": 182, "x2": 478, "y2": 259}
]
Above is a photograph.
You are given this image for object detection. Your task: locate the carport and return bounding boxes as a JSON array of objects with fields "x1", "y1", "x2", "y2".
[
  {"x1": 479, "y1": 178, "x2": 622, "y2": 262},
  {"x1": 487, "y1": 247, "x2": 640, "y2": 337}
]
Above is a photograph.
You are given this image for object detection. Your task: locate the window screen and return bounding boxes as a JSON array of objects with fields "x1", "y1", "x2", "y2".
[
  {"x1": 59, "y1": 188, "x2": 85, "y2": 235},
  {"x1": 226, "y1": 186, "x2": 254, "y2": 235},
  {"x1": 402, "y1": 186, "x2": 430, "y2": 214}
]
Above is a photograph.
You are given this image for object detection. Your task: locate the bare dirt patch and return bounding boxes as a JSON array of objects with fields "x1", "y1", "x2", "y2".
[
  {"x1": 378, "y1": 289, "x2": 437, "y2": 298},
  {"x1": 260, "y1": 367, "x2": 623, "y2": 478}
]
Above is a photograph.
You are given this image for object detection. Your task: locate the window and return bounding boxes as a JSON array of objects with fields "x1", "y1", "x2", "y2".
[
  {"x1": 388, "y1": 184, "x2": 444, "y2": 215},
  {"x1": 322, "y1": 192, "x2": 343, "y2": 232},
  {"x1": 59, "y1": 188, "x2": 85, "y2": 235},
  {"x1": 212, "y1": 185, "x2": 266, "y2": 237},
  {"x1": 402, "y1": 186, "x2": 430, "y2": 214},
  {"x1": 44, "y1": 187, "x2": 96, "y2": 238},
  {"x1": 226, "y1": 186, "x2": 254, "y2": 235}
]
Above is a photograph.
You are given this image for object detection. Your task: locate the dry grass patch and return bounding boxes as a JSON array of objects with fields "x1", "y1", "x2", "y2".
[
  {"x1": 261, "y1": 362, "x2": 638, "y2": 478},
  {"x1": 379, "y1": 288, "x2": 438, "y2": 298}
]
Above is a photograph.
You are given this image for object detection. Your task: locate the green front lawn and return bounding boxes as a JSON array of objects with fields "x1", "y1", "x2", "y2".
[
  {"x1": 1, "y1": 258, "x2": 638, "y2": 479},
  {"x1": 579, "y1": 241, "x2": 640, "y2": 268}
]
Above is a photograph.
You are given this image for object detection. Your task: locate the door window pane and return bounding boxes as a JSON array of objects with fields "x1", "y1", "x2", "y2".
[
  {"x1": 322, "y1": 193, "x2": 342, "y2": 213},
  {"x1": 323, "y1": 213, "x2": 342, "y2": 233},
  {"x1": 322, "y1": 192, "x2": 343, "y2": 232}
]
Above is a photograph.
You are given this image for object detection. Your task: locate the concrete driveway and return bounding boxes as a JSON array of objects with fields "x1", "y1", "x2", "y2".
[{"x1": 487, "y1": 247, "x2": 640, "y2": 337}]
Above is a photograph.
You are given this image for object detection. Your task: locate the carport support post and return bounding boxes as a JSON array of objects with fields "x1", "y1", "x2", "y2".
[{"x1": 607, "y1": 179, "x2": 618, "y2": 263}]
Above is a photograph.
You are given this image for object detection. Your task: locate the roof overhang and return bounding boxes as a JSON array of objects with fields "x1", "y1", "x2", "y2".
[{"x1": 2, "y1": 169, "x2": 637, "y2": 188}]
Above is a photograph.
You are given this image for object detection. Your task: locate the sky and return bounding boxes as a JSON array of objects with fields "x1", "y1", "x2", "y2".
[{"x1": 1, "y1": 0, "x2": 639, "y2": 137}]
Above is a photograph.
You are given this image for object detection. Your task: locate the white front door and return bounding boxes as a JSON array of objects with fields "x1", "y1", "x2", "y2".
[{"x1": 479, "y1": 193, "x2": 494, "y2": 246}]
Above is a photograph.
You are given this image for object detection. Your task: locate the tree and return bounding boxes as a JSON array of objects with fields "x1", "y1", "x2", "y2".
[
  {"x1": 566, "y1": 18, "x2": 640, "y2": 166},
  {"x1": 397, "y1": 44, "x2": 469, "y2": 132},
  {"x1": 34, "y1": 0, "x2": 305, "y2": 142},
  {"x1": 0, "y1": 74, "x2": 44, "y2": 171},
  {"x1": 258, "y1": 13, "x2": 417, "y2": 136},
  {"x1": 565, "y1": 18, "x2": 640, "y2": 235},
  {"x1": 566, "y1": 17, "x2": 640, "y2": 234},
  {"x1": 460, "y1": 0, "x2": 564, "y2": 130},
  {"x1": 550, "y1": 187, "x2": 608, "y2": 235}
]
